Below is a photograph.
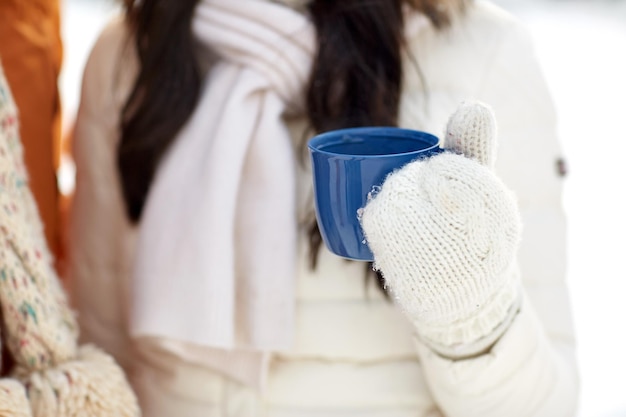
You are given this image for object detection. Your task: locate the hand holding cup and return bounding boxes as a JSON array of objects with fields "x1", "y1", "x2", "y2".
[{"x1": 360, "y1": 101, "x2": 522, "y2": 355}]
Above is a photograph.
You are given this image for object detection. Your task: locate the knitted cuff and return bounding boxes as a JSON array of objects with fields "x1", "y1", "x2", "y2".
[
  {"x1": 0, "y1": 379, "x2": 32, "y2": 417},
  {"x1": 413, "y1": 268, "x2": 522, "y2": 354},
  {"x1": 14, "y1": 345, "x2": 140, "y2": 417}
]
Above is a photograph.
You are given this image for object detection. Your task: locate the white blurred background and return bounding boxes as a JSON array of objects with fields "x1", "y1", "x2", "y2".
[{"x1": 59, "y1": 0, "x2": 626, "y2": 416}]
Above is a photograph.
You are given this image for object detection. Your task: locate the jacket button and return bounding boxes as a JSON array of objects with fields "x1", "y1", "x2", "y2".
[{"x1": 556, "y1": 158, "x2": 568, "y2": 177}]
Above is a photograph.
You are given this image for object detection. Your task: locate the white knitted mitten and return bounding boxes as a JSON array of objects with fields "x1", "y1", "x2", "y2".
[{"x1": 361, "y1": 101, "x2": 522, "y2": 357}]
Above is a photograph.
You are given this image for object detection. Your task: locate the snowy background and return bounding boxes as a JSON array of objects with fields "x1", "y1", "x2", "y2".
[{"x1": 58, "y1": 0, "x2": 626, "y2": 415}]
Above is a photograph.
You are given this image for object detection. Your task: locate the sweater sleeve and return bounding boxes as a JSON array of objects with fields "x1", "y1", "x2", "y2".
[
  {"x1": 414, "y1": 15, "x2": 579, "y2": 417},
  {"x1": 67, "y1": 16, "x2": 137, "y2": 370},
  {"x1": 0, "y1": 64, "x2": 79, "y2": 371}
]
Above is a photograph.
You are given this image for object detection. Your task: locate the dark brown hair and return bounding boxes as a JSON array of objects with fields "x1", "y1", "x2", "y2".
[
  {"x1": 118, "y1": 0, "x2": 466, "y2": 287},
  {"x1": 119, "y1": 0, "x2": 203, "y2": 221}
]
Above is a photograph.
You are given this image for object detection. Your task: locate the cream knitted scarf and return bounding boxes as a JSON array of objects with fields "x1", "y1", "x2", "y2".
[{"x1": 130, "y1": 0, "x2": 314, "y2": 386}]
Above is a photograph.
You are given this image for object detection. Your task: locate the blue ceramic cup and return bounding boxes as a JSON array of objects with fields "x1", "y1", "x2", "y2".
[{"x1": 308, "y1": 127, "x2": 442, "y2": 261}]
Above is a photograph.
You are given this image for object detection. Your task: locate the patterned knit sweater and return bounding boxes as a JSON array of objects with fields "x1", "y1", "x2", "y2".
[{"x1": 0, "y1": 63, "x2": 140, "y2": 417}]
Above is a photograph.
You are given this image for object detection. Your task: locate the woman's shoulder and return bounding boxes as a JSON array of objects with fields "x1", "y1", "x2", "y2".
[
  {"x1": 454, "y1": 0, "x2": 534, "y2": 50},
  {"x1": 404, "y1": 1, "x2": 538, "y2": 89},
  {"x1": 405, "y1": 0, "x2": 535, "y2": 61},
  {"x1": 462, "y1": 1, "x2": 526, "y2": 30},
  {"x1": 407, "y1": 1, "x2": 532, "y2": 52},
  {"x1": 79, "y1": 15, "x2": 136, "y2": 117},
  {"x1": 86, "y1": 15, "x2": 132, "y2": 70}
]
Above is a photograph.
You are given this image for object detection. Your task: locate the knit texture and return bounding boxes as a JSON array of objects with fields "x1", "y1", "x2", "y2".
[
  {"x1": 0, "y1": 379, "x2": 31, "y2": 417},
  {"x1": 12, "y1": 345, "x2": 140, "y2": 417},
  {"x1": 361, "y1": 101, "x2": 522, "y2": 353},
  {"x1": 0, "y1": 64, "x2": 140, "y2": 416}
]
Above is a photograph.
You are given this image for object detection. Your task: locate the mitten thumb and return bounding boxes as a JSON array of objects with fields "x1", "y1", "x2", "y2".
[{"x1": 445, "y1": 100, "x2": 497, "y2": 169}]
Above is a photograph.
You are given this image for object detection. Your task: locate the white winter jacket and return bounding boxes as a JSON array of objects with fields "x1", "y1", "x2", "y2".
[{"x1": 68, "y1": 1, "x2": 579, "y2": 416}]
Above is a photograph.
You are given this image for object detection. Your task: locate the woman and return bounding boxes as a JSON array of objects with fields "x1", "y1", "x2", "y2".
[{"x1": 68, "y1": 0, "x2": 579, "y2": 415}]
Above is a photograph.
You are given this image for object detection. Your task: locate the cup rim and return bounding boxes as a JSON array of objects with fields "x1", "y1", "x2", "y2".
[{"x1": 307, "y1": 126, "x2": 440, "y2": 158}]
